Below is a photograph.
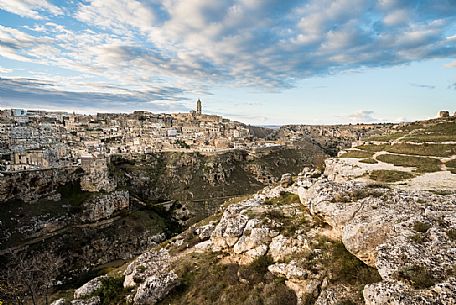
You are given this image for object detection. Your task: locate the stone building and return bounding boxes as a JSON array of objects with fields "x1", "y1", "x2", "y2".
[
  {"x1": 439, "y1": 111, "x2": 450, "y2": 118},
  {"x1": 197, "y1": 99, "x2": 202, "y2": 115}
]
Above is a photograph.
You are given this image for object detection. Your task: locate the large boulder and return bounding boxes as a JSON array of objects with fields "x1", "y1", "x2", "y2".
[
  {"x1": 124, "y1": 249, "x2": 171, "y2": 288},
  {"x1": 74, "y1": 275, "x2": 108, "y2": 299},
  {"x1": 133, "y1": 272, "x2": 179, "y2": 305}
]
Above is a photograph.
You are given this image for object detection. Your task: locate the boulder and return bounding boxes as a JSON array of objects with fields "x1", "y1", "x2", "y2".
[
  {"x1": 133, "y1": 272, "x2": 179, "y2": 305},
  {"x1": 74, "y1": 275, "x2": 108, "y2": 300},
  {"x1": 124, "y1": 249, "x2": 171, "y2": 288}
]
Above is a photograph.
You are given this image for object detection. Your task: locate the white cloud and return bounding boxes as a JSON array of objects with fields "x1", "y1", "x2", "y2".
[
  {"x1": 75, "y1": 0, "x2": 156, "y2": 34},
  {"x1": 345, "y1": 110, "x2": 381, "y2": 123},
  {"x1": 2, "y1": 0, "x2": 456, "y2": 107},
  {"x1": 0, "y1": 0, "x2": 63, "y2": 19},
  {"x1": 0, "y1": 66, "x2": 12, "y2": 73}
]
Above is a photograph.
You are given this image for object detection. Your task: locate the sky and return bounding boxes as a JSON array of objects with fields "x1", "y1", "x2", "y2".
[{"x1": 0, "y1": 0, "x2": 455, "y2": 125}]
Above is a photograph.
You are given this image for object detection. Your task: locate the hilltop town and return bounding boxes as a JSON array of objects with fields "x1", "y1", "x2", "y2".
[{"x1": 0, "y1": 100, "x2": 392, "y2": 173}]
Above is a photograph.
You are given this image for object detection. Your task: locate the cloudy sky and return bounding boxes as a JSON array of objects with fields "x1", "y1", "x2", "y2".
[{"x1": 0, "y1": 0, "x2": 455, "y2": 125}]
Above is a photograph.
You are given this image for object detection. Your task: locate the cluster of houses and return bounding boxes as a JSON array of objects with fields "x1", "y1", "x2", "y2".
[{"x1": 0, "y1": 100, "x2": 280, "y2": 172}]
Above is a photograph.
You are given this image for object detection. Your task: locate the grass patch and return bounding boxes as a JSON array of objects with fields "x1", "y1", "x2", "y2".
[
  {"x1": 357, "y1": 144, "x2": 389, "y2": 153},
  {"x1": 398, "y1": 265, "x2": 438, "y2": 289},
  {"x1": 339, "y1": 150, "x2": 373, "y2": 159},
  {"x1": 401, "y1": 120, "x2": 456, "y2": 142},
  {"x1": 307, "y1": 236, "x2": 381, "y2": 297},
  {"x1": 376, "y1": 154, "x2": 442, "y2": 173},
  {"x1": 160, "y1": 253, "x2": 297, "y2": 305},
  {"x1": 331, "y1": 187, "x2": 383, "y2": 203},
  {"x1": 264, "y1": 192, "x2": 300, "y2": 206},
  {"x1": 446, "y1": 229, "x2": 456, "y2": 241},
  {"x1": 365, "y1": 132, "x2": 408, "y2": 141},
  {"x1": 446, "y1": 159, "x2": 456, "y2": 168},
  {"x1": 386, "y1": 143, "x2": 456, "y2": 157},
  {"x1": 413, "y1": 221, "x2": 431, "y2": 233},
  {"x1": 410, "y1": 233, "x2": 427, "y2": 244},
  {"x1": 369, "y1": 170, "x2": 414, "y2": 183},
  {"x1": 92, "y1": 276, "x2": 128, "y2": 305},
  {"x1": 359, "y1": 158, "x2": 378, "y2": 164}
]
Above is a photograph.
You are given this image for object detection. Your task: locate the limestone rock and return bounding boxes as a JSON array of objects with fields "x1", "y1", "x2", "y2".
[
  {"x1": 50, "y1": 299, "x2": 69, "y2": 305},
  {"x1": 268, "y1": 234, "x2": 310, "y2": 262},
  {"x1": 80, "y1": 190, "x2": 129, "y2": 222},
  {"x1": 211, "y1": 203, "x2": 253, "y2": 251},
  {"x1": 233, "y1": 227, "x2": 272, "y2": 254},
  {"x1": 268, "y1": 261, "x2": 309, "y2": 280},
  {"x1": 363, "y1": 279, "x2": 456, "y2": 305},
  {"x1": 280, "y1": 173, "x2": 293, "y2": 187},
  {"x1": 74, "y1": 275, "x2": 108, "y2": 300},
  {"x1": 314, "y1": 285, "x2": 359, "y2": 305},
  {"x1": 133, "y1": 272, "x2": 179, "y2": 305},
  {"x1": 124, "y1": 249, "x2": 171, "y2": 288},
  {"x1": 285, "y1": 279, "x2": 321, "y2": 305},
  {"x1": 71, "y1": 296, "x2": 100, "y2": 305},
  {"x1": 194, "y1": 221, "x2": 217, "y2": 240}
]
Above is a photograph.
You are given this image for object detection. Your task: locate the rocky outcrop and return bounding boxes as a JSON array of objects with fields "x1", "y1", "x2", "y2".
[
  {"x1": 301, "y1": 177, "x2": 456, "y2": 304},
  {"x1": 80, "y1": 190, "x2": 129, "y2": 222},
  {"x1": 122, "y1": 248, "x2": 180, "y2": 305},
  {"x1": 133, "y1": 272, "x2": 179, "y2": 305},
  {"x1": 73, "y1": 275, "x2": 108, "y2": 299}
]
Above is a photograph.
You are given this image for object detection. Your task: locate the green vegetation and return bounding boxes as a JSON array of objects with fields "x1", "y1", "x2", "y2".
[
  {"x1": 446, "y1": 159, "x2": 456, "y2": 168},
  {"x1": 401, "y1": 120, "x2": 456, "y2": 142},
  {"x1": 264, "y1": 192, "x2": 300, "y2": 206},
  {"x1": 365, "y1": 132, "x2": 408, "y2": 141},
  {"x1": 413, "y1": 221, "x2": 431, "y2": 233},
  {"x1": 445, "y1": 159, "x2": 456, "y2": 174},
  {"x1": 398, "y1": 265, "x2": 437, "y2": 289},
  {"x1": 339, "y1": 150, "x2": 373, "y2": 158},
  {"x1": 359, "y1": 158, "x2": 378, "y2": 164},
  {"x1": 159, "y1": 253, "x2": 297, "y2": 305},
  {"x1": 91, "y1": 276, "x2": 127, "y2": 305},
  {"x1": 376, "y1": 154, "x2": 442, "y2": 173},
  {"x1": 297, "y1": 236, "x2": 381, "y2": 303},
  {"x1": 446, "y1": 229, "x2": 456, "y2": 241},
  {"x1": 357, "y1": 144, "x2": 389, "y2": 153},
  {"x1": 369, "y1": 170, "x2": 414, "y2": 183},
  {"x1": 175, "y1": 140, "x2": 190, "y2": 149},
  {"x1": 385, "y1": 143, "x2": 456, "y2": 157},
  {"x1": 331, "y1": 187, "x2": 384, "y2": 203},
  {"x1": 410, "y1": 233, "x2": 426, "y2": 244}
]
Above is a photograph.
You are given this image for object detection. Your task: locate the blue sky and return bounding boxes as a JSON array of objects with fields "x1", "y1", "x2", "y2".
[{"x1": 0, "y1": 0, "x2": 455, "y2": 125}]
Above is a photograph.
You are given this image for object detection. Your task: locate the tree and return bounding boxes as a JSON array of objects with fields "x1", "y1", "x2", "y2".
[{"x1": 1, "y1": 250, "x2": 63, "y2": 305}]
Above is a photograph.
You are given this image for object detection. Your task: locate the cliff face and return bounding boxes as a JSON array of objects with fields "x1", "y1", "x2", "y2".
[
  {"x1": 1, "y1": 147, "x2": 325, "y2": 292},
  {"x1": 0, "y1": 166, "x2": 83, "y2": 202},
  {"x1": 110, "y1": 147, "x2": 325, "y2": 224}
]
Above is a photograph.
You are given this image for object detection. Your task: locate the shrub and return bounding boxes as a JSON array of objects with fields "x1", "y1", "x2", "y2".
[
  {"x1": 410, "y1": 233, "x2": 426, "y2": 244},
  {"x1": 398, "y1": 265, "x2": 437, "y2": 289},
  {"x1": 264, "y1": 192, "x2": 300, "y2": 205},
  {"x1": 413, "y1": 221, "x2": 431, "y2": 233},
  {"x1": 447, "y1": 229, "x2": 456, "y2": 241},
  {"x1": 94, "y1": 277, "x2": 126, "y2": 305}
]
